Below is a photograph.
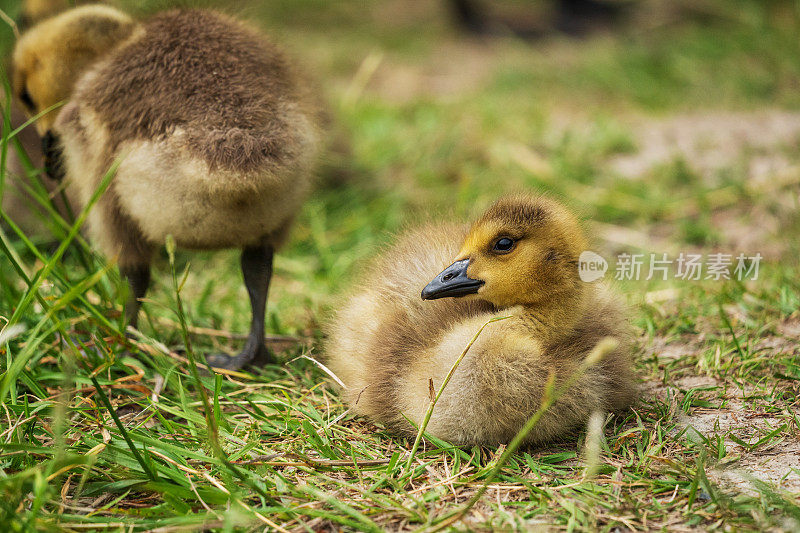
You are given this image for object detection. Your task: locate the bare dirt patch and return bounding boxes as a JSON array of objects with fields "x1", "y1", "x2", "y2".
[
  {"x1": 603, "y1": 110, "x2": 800, "y2": 258},
  {"x1": 611, "y1": 110, "x2": 800, "y2": 183},
  {"x1": 646, "y1": 334, "x2": 800, "y2": 496}
]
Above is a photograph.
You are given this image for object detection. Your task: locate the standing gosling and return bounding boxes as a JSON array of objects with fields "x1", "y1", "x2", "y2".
[
  {"x1": 13, "y1": 6, "x2": 322, "y2": 369},
  {"x1": 326, "y1": 195, "x2": 637, "y2": 446}
]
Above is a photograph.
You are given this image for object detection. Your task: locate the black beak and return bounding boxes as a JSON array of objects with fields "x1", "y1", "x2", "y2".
[
  {"x1": 42, "y1": 130, "x2": 66, "y2": 182},
  {"x1": 421, "y1": 259, "x2": 484, "y2": 300}
]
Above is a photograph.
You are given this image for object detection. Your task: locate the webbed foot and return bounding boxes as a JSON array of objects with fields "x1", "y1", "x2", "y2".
[{"x1": 205, "y1": 341, "x2": 274, "y2": 371}]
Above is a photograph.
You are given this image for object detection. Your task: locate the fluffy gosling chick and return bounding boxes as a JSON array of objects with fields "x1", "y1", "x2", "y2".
[
  {"x1": 326, "y1": 195, "x2": 637, "y2": 446},
  {"x1": 1, "y1": 0, "x2": 85, "y2": 236},
  {"x1": 13, "y1": 6, "x2": 322, "y2": 369}
]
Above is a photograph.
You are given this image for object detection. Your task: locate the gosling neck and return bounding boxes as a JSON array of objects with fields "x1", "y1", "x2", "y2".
[{"x1": 514, "y1": 286, "x2": 588, "y2": 343}]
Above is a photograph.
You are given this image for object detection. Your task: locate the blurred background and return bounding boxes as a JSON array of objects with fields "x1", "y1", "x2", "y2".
[{"x1": 1, "y1": 0, "x2": 799, "y2": 337}]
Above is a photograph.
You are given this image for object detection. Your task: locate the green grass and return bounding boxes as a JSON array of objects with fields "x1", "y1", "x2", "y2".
[{"x1": 2, "y1": 0, "x2": 800, "y2": 530}]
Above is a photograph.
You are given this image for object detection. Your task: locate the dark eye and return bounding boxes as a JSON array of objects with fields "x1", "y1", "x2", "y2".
[
  {"x1": 492, "y1": 237, "x2": 515, "y2": 253},
  {"x1": 18, "y1": 87, "x2": 35, "y2": 110}
]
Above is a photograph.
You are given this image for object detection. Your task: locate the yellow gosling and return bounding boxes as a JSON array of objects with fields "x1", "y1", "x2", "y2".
[{"x1": 326, "y1": 195, "x2": 637, "y2": 446}]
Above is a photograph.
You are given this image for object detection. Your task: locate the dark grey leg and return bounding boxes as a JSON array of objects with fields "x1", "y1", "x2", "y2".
[
  {"x1": 206, "y1": 243, "x2": 275, "y2": 370},
  {"x1": 121, "y1": 264, "x2": 151, "y2": 330}
]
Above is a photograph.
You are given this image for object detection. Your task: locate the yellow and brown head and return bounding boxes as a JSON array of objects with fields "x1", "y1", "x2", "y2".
[
  {"x1": 12, "y1": 4, "x2": 136, "y2": 135},
  {"x1": 19, "y1": 0, "x2": 85, "y2": 30},
  {"x1": 422, "y1": 195, "x2": 588, "y2": 308}
]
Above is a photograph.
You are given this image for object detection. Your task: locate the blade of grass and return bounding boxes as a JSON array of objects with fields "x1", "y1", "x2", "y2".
[
  {"x1": 401, "y1": 314, "x2": 512, "y2": 478},
  {"x1": 426, "y1": 337, "x2": 620, "y2": 532},
  {"x1": 88, "y1": 374, "x2": 158, "y2": 482},
  {"x1": 6, "y1": 156, "x2": 121, "y2": 328},
  {"x1": 164, "y1": 235, "x2": 273, "y2": 504},
  {"x1": 0, "y1": 264, "x2": 111, "y2": 402}
]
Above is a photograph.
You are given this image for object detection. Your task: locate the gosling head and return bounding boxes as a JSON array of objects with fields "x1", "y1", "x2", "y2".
[
  {"x1": 12, "y1": 4, "x2": 136, "y2": 135},
  {"x1": 19, "y1": 0, "x2": 74, "y2": 29},
  {"x1": 422, "y1": 195, "x2": 588, "y2": 309}
]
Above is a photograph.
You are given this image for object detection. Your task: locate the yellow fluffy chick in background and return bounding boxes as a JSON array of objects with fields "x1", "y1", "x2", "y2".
[{"x1": 2, "y1": 0, "x2": 86, "y2": 237}]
